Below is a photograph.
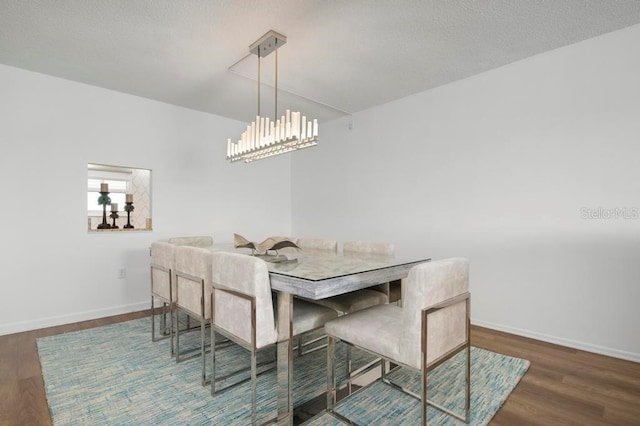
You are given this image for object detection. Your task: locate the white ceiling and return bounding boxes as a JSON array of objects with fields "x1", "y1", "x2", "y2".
[{"x1": 2, "y1": 1, "x2": 640, "y2": 123}]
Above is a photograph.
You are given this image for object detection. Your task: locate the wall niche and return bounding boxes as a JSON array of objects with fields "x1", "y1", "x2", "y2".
[{"x1": 87, "y1": 163, "x2": 152, "y2": 232}]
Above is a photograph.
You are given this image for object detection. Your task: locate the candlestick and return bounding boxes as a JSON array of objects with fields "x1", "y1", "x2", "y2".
[
  {"x1": 109, "y1": 207, "x2": 119, "y2": 229},
  {"x1": 124, "y1": 201, "x2": 135, "y2": 229},
  {"x1": 97, "y1": 190, "x2": 111, "y2": 229}
]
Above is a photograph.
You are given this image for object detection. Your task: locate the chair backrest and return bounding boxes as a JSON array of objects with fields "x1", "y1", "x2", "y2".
[
  {"x1": 150, "y1": 241, "x2": 176, "y2": 300},
  {"x1": 211, "y1": 252, "x2": 277, "y2": 349},
  {"x1": 343, "y1": 241, "x2": 395, "y2": 294},
  {"x1": 296, "y1": 238, "x2": 338, "y2": 253},
  {"x1": 168, "y1": 236, "x2": 213, "y2": 247},
  {"x1": 399, "y1": 258, "x2": 469, "y2": 370},
  {"x1": 343, "y1": 240, "x2": 394, "y2": 256},
  {"x1": 175, "y1": 245, "x2": 213, "y2": 318}
]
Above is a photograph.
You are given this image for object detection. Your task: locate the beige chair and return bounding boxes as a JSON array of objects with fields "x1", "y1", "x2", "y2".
[
  {"x1": 174, "y1": 245, "x2": 215, "y2": 385},
  {"x1": 150, "y1": 241, "x2": 176, "y2": 356},
  {"x1": 326, "y1": 258, "x2": 471, "y2": 425},
  {"x1": 311, "y1": 241, "x2": 393, "y2": 315},
  {"x1": 209, "y1": 251, "x2": 338, "y2": 424},
  {"x1": 292, "y1": 238, "x2": 339, "y2": 354},
  {"x1": 296, "y1": 238, "x2": 338, "y2": 252},
  {"x1": 168, "y1": 236, "x2": 213, "y2": 247},
  {"x1": 346, "y1": 240, "x2": 403, "y2": 304}
]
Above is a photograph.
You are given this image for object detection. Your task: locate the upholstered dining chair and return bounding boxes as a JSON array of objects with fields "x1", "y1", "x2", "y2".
[
  {"x1": 150, "y1": 241, "x2": 176, "y2": 356},
  {"x1": 345, "y1": 240, "x2": 403, "y2": 303},
  {"x1": 168, "y1": 236, "x2": 213, "y2": 247},
  {"x1": 310, "y1": 240, "x2": 393, "y2": 315},
  {"x1": 174, "y1": 245, "x2": 216, "y2": 385},
  {"x1": 325, "y1": 258, "x2": 471, "y2": 425},
  {"x1": 209, "y1": 251, "x2": 338, "y2": 425},
  {"x1": 290, "y1": 238, "x2": 338, "y2": 355},
  {"x1": 296, "y1": 237, "x2": 338, "y2": 252}
]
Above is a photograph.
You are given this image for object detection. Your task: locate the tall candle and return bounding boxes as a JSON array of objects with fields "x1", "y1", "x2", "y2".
[
  {"x1": 100, "y1": 183, "x2": 108, "y2": 192},
  {"x1": 280, "y1": 117, "x2": 285, "y2": 140},
  {"x1": 270, "y1": 121, "x2": 275, "y2": 144},
  {"x1": 313, "y1": 119, "x2": 318, "y2": 137},
  {"x1": 293, "y1": 112, "x2": 300, "y2": 138},
  {"x1": 252, "y1": 123, "x2": 256, "y2": 149},
  {"x1": 111, "y1": 203, "x2": 118, "y2": 212},
  {"x1": 265, "y1": 117, "x2": 270, "y2": 145},
  {"x1": 126, "y1": 194, "x2": 133, "y2": 203},
  {"x1": 301, "y1": 116, "x2": 307, "y2": 140}
]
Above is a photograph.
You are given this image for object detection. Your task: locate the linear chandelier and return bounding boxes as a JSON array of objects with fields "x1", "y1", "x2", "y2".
[{"x1": 226, "y1": 30, "x2": 318, "y2": 163}]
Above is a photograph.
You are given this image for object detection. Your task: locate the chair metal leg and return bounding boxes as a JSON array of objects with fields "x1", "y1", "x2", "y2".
[
  {"x1": 175, "y1": 308, "x2": 181, "y2": 363},
  {"x1": 421, "y1": 361, "x2": 427, "y2": 426},
  {"x1": 327, "y1": 336, "x2": 337, "y2": 411},
  {"x1": 201, "y1": 317, "x2": 206, "y2": 386},
  {"x1": 346, "y1": 344, "x2": 352, "y2": 394},
  {"x1": 161, "y1": 302, "x2": 167, "y2": 335},
  {"x1": 251, "y1": 346, "x2": 257, "y2": 425},
  {"x1": 151, "y1": 295, "x2": 156, "y2": 342},
  {"x1": 170, "y1": 302, "x2": 175, "y2": 356},
  {"x1": 465, "y1": 296, "x2": 471, "y2": 422},
  {"x1": 465, "y1": 341, "x2": 471, "y2": 422},
  {"x1": 151, "y1": 297, "x2": 175, "y2": 357},
  {"x1": 210, "y1": 325, "x2": 217, "y2": 396}
]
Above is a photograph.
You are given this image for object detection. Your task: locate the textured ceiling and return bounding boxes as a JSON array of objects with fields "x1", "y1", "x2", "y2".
[{"x1": 1, "y1": 1, "x2": 640, "y2": 123}]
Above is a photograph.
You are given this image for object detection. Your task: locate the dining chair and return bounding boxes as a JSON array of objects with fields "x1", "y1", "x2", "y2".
[
  {"x1": 174, "y1": 245, "x2": 216, "y2": 385},
  {"x1": 290, "y1": 238, "x2": 339, "y2": 355},
  {"x1": 150, "y1": 241, "x2": 176, "y2": 356},
  {"x1": 296, "y1": 237, "x2": 338, "y2": 252},
  {"x1": 325, "y1": 258, "x2": 471, "y2": 425},
  {"x1": 345, "y1": 240, "x2": 402, "y2": 304},
  {"x1": 310, "y1": 240, "x2": 394, "y2": 315},
  {"x1": 209, "y1": 251, "x2": 338, "y2": 425},
  {"x1": 168, "y1": 236, "x2": 213, "y2": 247}
]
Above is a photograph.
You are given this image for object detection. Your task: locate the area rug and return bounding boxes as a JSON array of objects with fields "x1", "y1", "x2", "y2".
[{"x1": 37, "y1": 317, "x2": 529, "y2": 425}]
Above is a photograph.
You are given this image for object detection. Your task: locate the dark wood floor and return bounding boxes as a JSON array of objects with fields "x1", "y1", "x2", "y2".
[{"x1": 1, "y1": 310, "x2": 639, "y2": 425}]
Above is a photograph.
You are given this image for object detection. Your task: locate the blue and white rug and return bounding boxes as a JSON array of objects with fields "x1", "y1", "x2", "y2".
[{"x1": 37, "y1": 317, "x2": 529, "y2": 425}]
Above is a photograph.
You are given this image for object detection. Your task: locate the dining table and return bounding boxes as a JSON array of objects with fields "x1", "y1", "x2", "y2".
[{"x1": 205, "y1": 244, "x2": 430, "y2": 425}]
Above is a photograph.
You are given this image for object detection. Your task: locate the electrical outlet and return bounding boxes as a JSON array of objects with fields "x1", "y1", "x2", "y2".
[{"x1": 118, "y1": 268, "x2": 126, "y2": 279}]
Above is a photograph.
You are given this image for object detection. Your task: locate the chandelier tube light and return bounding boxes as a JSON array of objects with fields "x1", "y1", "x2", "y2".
[{"x1": 226, "y1": 30, "x2": 319, "y2": 163}]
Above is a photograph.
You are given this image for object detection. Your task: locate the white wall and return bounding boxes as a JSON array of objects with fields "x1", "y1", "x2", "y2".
[
  {"x1": 0, "y1": 64, "x2": 292, "y2": 335},
  {"x1": 292, "y1": 24, "x2": 640, "y2": 361}
]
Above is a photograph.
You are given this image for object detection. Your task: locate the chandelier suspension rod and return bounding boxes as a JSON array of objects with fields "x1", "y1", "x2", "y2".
[
  {"x1": 257, "y1": 47, "x2": 261, "y2": 117},
  {"x1": 275, "y1": 39, "x2": 278, "y2": 119}
]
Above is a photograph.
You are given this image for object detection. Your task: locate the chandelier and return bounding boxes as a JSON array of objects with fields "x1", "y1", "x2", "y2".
[{"x1": 226, "y1": 30, "x2": 318, "y2": 163}]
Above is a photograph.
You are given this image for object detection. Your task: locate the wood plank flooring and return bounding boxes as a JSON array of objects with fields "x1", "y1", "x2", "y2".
[{"x1": 0, "y1": 310, "x2": 638, "y2": 425}]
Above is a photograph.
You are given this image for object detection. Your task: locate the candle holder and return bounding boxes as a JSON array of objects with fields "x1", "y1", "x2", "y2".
[
  {"x1": 124, "y1": 202, "x2": 135, "y2": 229},
  {"x1": 109, "y1": 210, "x2": 120, "y2": 229},
  {"x1": 97, "y1": 191, "x2": 112, "y2": 229}
]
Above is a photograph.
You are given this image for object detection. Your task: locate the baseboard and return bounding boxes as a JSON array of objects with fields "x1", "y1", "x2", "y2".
[
  {"x1": 0, "y1": 302, "x2": 149, "y2": 336},
  {"x1": 471, "y1": 318, "x2": 640, "y2": 363}
]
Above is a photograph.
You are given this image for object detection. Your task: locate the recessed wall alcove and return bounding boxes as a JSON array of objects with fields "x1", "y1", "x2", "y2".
[{"x1": 87, "y1": 163, "x2": 152, "y2": 232}]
